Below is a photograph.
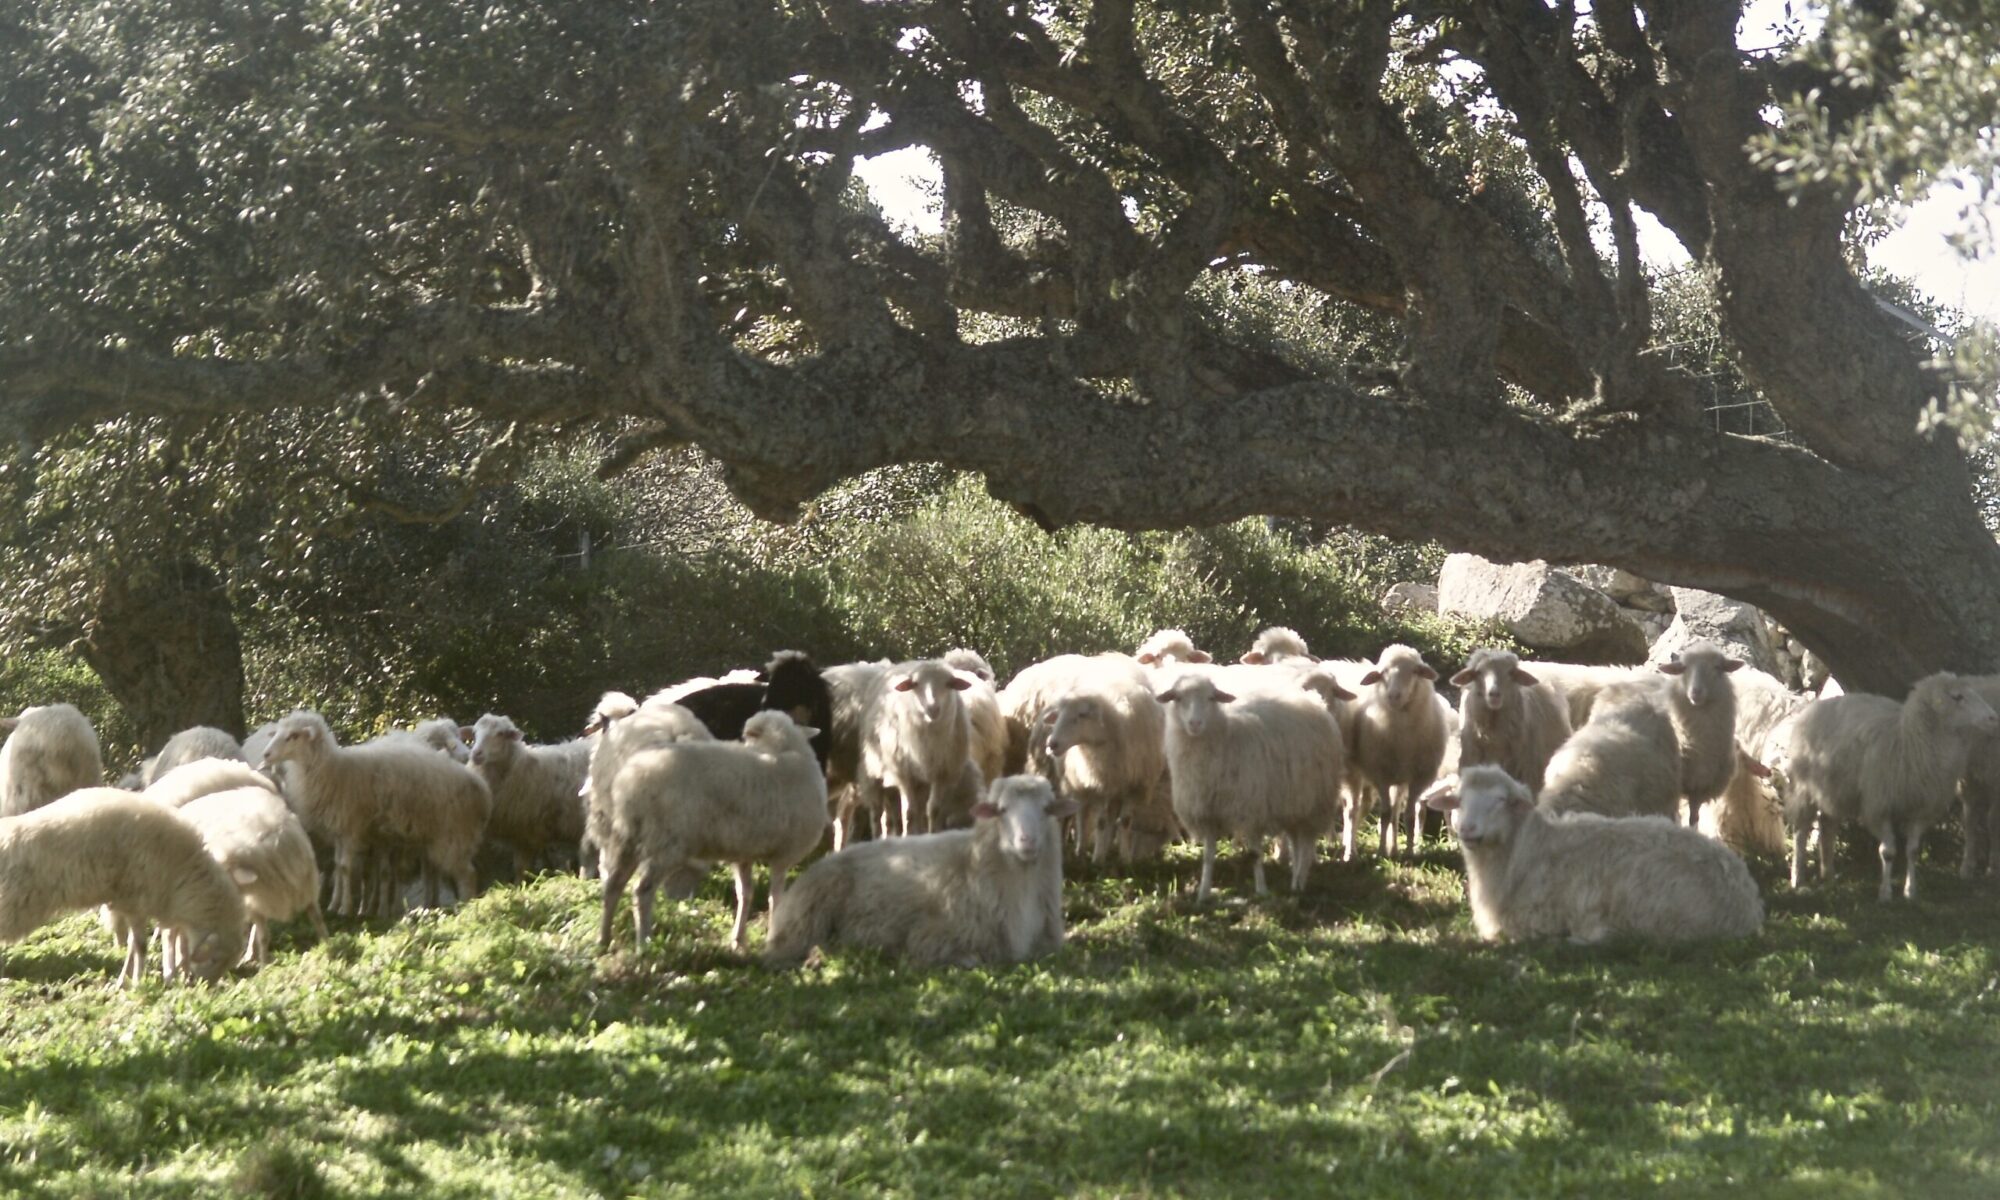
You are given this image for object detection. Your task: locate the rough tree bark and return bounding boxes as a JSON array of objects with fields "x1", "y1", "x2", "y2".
[
  {"x1": 77, "y1": 563, "x2": 246, "y2": 751},
  {"x1": 1, "y1": 0, "x2": 1993, "y2": 695}
]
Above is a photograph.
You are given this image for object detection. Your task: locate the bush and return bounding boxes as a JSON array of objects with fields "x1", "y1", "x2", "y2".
[{"x1": 0, "y1": 649, "x2": 139, "y2": 773}]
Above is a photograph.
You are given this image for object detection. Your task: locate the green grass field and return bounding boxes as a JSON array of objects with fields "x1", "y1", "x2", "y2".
[{"x1": 1, "y1": 844, "x2": 1997, "y2": 1198}]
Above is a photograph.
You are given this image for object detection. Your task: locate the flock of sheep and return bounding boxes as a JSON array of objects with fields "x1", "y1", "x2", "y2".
[{"x1": 0, "y1": 620, "x2": 1995, "y2": 986}]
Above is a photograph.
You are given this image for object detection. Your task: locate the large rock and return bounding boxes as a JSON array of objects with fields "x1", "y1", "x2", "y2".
[
  {"x1": 1437, "y1": 554, "x2": 1649, "y2": 664},
  {"x1": 1647, "y1": 587, "x2": 1785, "y2": 677},
  {"x1": 1565, "y1": 564, "x2": 1675, "y2": 613}
]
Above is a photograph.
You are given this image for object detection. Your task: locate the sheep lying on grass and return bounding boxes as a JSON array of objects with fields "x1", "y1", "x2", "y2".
[
  {"x1": 765, "y1": 775, "x2": 1076, "y2": 968},
  {"x1": 1426, "y1": 766, "x2": 1763, "y2": 943},
  {"x1": 3, "y1": 788, "x2": 246, "y2": 984}
]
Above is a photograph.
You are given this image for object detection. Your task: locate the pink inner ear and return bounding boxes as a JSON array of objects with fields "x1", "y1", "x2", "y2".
[
  {"x1": 1416, "y1": 665, "x2": 1438, "y2": 681},
  {"x1": 1657, "y1": 662, "x2": 1685, "y2": 676},
  {"x1": 1137, "y1": 652, "x2": 1158, "y2": 665},
  {"x1": 1360, "y1": 670, "x2": 1383, "y2": 686},
  {"x1": 1155, "y1": 690, "x2": 1177, "y2": 704},
  {"x1": 1046, "y1": 796, "x2": 1081, "y2": 820},
  {"x1": 948, "y1": 677, "x2": 971, "y2": 691},
  {"x1": 893, "y1": 677, "x2": 916, "y2": 692},
  {"x1": 1449, "y1": 669, "x2": 1475, "y2": 687},
  {"x1": 1188, "y1": 650, "x2": 1212, "y2": 663},
  {"x1": 1332, "y1": 684, "x2": 1357, "y2": 701},
  {"x1": 1240, "y1": 651, "x2": 1267, "y2": 665},
  {"x1": 1511, "y1": 667, "x2": 1540, "y2": 687},
  {"x1": 1214, "y1": 689, "x2": 1237, "y2": 704},
  {"x1": 1722, "y1": 659, "x2": 1744, "y2": 672},
  {"x1": 971, "y1": 801, "x2": 1000, "y2": 820},
  {"x1": 1746, "y1": 757, "x2": 1772, "y2": 778}
]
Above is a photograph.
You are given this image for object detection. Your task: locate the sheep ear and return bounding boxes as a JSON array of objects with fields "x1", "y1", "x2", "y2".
[
  {"x1": 971, "y1": 801, "x2": 1000, "y2": 820},
  {"x1": 1657, "y1": 660, "x2": 1686, "y2": 676},
  {"x1": 1041, "y1": 708, "x2": 1060, "y2": 724},
  {"x1": 1360, "y1": 670, "x2": 1383, "y2": 686},
  {"x1": 231, "y1": 866, "x2": 259, "y2": 886},
  {"x1": 947, "y1": 671, "x2": 974, "y2": 691},
  {"x1": 1420, "y1": 779, "x2": 1459, "y2": 812},
  {"x1": 1449, "y1": 669, "x2": 1476, "y2": 687},
  {"x1": 1045, "y1": 794, "x2": 1080, "y2": 820},
  {"x1": 1187, "y1": 650, "x2": 1212, "y2": 664},
  {"x1": 1416, "y1": 664, "x2": 1438, "y2": 681},
  {"x1": 1239, "y1": 650, "x2": 1268, "y2": 665},
  {"x1": 892, "y1": 676, "x2": 917, "y2": 692},
  {"x1": 1213, "y1": 689, "x2": 1237, "y2": 704},
  {"x1": 1722, "y1": 658, "x2": 1744, "y2": 673},
  {"x1": 1136, "y1": 651, "x2": 1159, "y2": 665},
  {"x1": 789, "y1": 705, "x2": 815, "y2": 725},
  {"x1": 755, "y1": 670, "x2": 771, "y2": 683},
  {"x1": 1507, "y1": 784, "x2": 1535, "y2": 813},
  {"x1": 503, "y1": 728, "x2": 523, "y2": 741},
  {"x1": 794, "y1": 725, "x2": 822, "y2": 741},
  {"x1": 1329, "y1": 683, "x2": 1358, "y2": 702},
  {"x1": 0, "y1": 717, "x2": 16, "y2": 732},
  {"x1": 1510, "y1": 667, "x2": 1540, "y2": 687},
  {"x1": 1743, "y1": 755, "x2": 1772, "y2": 779},
  {"x1": 458, "y1": 725, "x2": 476, "y2": 742},
  {"x1": 1155, "y1": 689, "x2": 1178, "y2": 704}
]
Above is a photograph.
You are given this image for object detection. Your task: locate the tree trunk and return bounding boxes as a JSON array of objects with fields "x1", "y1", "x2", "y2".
[{"x1": 78, "y1": 562, "x2": 246, "y2": 751}]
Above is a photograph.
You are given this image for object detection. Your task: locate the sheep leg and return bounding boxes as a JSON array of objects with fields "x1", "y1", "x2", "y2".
[
  {"x1": 1816, "y1": 815, "x2": 1833, "y2": 882},
  {"x1": 1375, "y1": 788, "x2": 1394, "y2": 858},
  {"x1": 330, "y1": 845, "x2": 354, "y2": 916},
  {"x1": 1686, "y1": 797, "x2": 1704, "y2": 829},
  {"x1": 1789, "y1": 810, "x2": 1810, "y2": 889},
  {"x1": 1090, "y1": 805, "x2": 1116, "y2": 866},
  {"x1": 1290, "y1": 834, "x2": 1315, "y2": 893},
  {"x1": 632, "y1": 863, "x2": 662, "y2": 948},
  {"x1": 1963, "y1": 794, "x2": 1989, "y2": 880},
  {"x1": 597, "y1": 855, "x2": 638, "y2": 953},
  {"x1": 120, "y1": 923, "x2": 146, "y2": 988},
  {"x1": 730, "y1": 862, "x2": 757, "y2": 950},
  {"x1": 1251, "y1": 842, "x2": 1269, "y2": 897},
  {"x1": 1875, "y1": 824, "x2": 1899, "y2": 902},
  {"x1": 307, "y1": 898, "x2": 329, "y2": 943},
  {"x1": 1197, "y1": 837, "x2": 1217, "y2": 904},
  {"x1": 1341, "y1": 794, "x2": 1358, "y2": 863},
  {"x1": 448, "y1": 857, "x2": 478, "y2": 908},
  {"x1": 1903, "y1": 823, "x2": 1929, "y2": 901},
  {"x1": 1405, "y1": 786, "x2": 1425, "y2": 855}
]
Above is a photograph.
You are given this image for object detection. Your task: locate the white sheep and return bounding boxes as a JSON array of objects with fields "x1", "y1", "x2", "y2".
[
  {"x1": 1956, "y1": 676, "x2": 2000, "y2": 879},
  {"x1": 1157, "y1": 673, "x2": 1344, "y2": 903},
  {"x1": 765, "y1": 775, "x2": 1077, "y2": 968},
  {"x1": 1238, "y1": 626, "x2": 1317, "y2": 665},
  {"x1": 175, "y1": 786, "x2": 327, "y2": 965},
  {"x1": 142, "y1": 726, "x2": 244, "y2": 785},
  {"x1": 1038, "y1": 672, "x2": 1172, "y2": 863},
  {"x1": 1134, "y1": 629, "x2": 1213, "y2": 674},
  {"x1": 258, "y1": 710, "x2": 491, "y2": 917},
  {"x1": 143, "y1": 757, "x2": 277, "y2": 809},
  {"x1": 0, "y1": 703, "x2": 104, "y2": 817},
  {"x1": 1652, "y1": 644, "x2": 1744, "y2": 827},
  {"x1": 1519, "y1": 662, "x2": 1648, "y2": 728},
  {"x1": 466, "y1": 714, "x2": 591, "y2": 877},
  {"x1": 1424, "y1": 766, "x2": 1763, "y2": 942},
  {"x1": 1451, "y1": 649, "x2": 1573, "y2": 793},
  {"x1": 577, "y1": 691, "x2": 715, "y2": 878},
  {"x1": 1, "y1": 788, "x2": 247, "y2": 983},
  {"x1": 822, "y1": 659, "x2": 895, "y2": 848},
  {"x1": 1345, "y1": 644, "x2": 1449, "y2": 859},
  {"x1": 597, "y1": 710, "x2": 828, "y2": 952},
  {"x1": 858, "y1": 659, "x2": 983, "y2": 837},
  {"x1": 1785, "y1": 672, "x2": 2000, "y2": 901},
  {"x1": 382, "y1": 717, "x2": 472, "y2": 764},
  {"x1": 1537, "y1": 683, "x2": 1683, "y2": 819},
  {"x1": 943, "y1": 649, "x2": 1010, "y2": 792},
  {"x1": 241, "y1": 721, "x2": 280, "y2": 770},
  {"x1": 1704, "y1": 667, "x2": 1809, "y2": 857}
]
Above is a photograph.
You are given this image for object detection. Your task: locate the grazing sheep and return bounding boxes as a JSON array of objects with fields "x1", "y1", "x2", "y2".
[
  {"x1": 943, "y1": 649, "x2": 1010, "y2": 790},
  {"x1": 1424, "y1": 766, "x2": 1762, "y2": 942},
  {"x1": 0, "y1": 704, "x2": 104, "y2": 817},
  {"x1": 1786, "y1": 673, "x2": 2000, "y2": 901},
  {"x1": 1452, "y1": 649, "x2": 1573, "y2": 793},
  {"x1": 258, "y1": 711, "x2": 491, "y2": 917},
  {"x1": 1652, "y1": 644, "x2": 1744, "y2": 827},
  {"x1": 859, "y1": 659, "x2": 983, "y2": 837},
  {"x1": 1, "y1": 788, "x2": 246, "y2": 983},
  {"x1": 1346, "y1": 644, "x2": 1449, "y2": 858},
  {"x1": 466, "y1": 714, "x2": 591, "y2": 877},
  {"x1": 1238, "y1": 626, "x2": 1317, "y2": 665},
  {"x1": 578, "y1": 692, "x2": 715, "y2": 879},
  {"x1": 1537, "y1": 683, "x2": 1682, "y2": 819},
  {"x1": 143, "y1": 726, "x2": 243, "y2": 785},
  {"x1": 646, "y1": 651, "x2": 836, "y2": 768},
  {"x1": 597, "y1": 710, "x2": 828, "y2": 952},
  {"x1": 176, "y1": 786, "x2": 327, "y2": 965},
  {"x1": 765, "y1": 775, "x2": 1077, "y2": 968},
  {"x1": 1158, "y1": 673, "x2": 1344, "y2": 902},
  {"x1": 144, "y1": 758, "x2": 278, "y2": 809}
]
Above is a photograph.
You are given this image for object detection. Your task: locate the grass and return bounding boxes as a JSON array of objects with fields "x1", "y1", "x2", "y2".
[{"x1": 2, "y1": 843, "x2": 1998, "y2": 1198}]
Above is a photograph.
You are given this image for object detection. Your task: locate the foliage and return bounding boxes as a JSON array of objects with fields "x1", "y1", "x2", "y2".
[
  {"x1": 0, "y1": 648, "x2": 138, "y2": 770},
  {"x1": 2, "y1": 845, "x2": 1999, "y2": 1195}
]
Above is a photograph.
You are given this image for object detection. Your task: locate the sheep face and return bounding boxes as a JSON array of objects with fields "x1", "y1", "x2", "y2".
[
  {"x1": 890, "y1": 662, "x2": 973, "y2": 722},
  {"x1": 583, "y1": 691, "x2": 640, "y2": 736},
  {"x1": 1297, "y1": 668, "x2": 1358, "y2": 710},
  {"x1": 180, "y1": 927, "x2": 244, "y2": 982},
  {"x1": 975, "y1": 776, "x2": 1080, "y2": 865},
  {"x1": 260, "y1": 712, "x2": 331, "y2": 769},
  {"x1": 1657, "y1": 645, "x2": 1743, "y2": 708},
  {"x1": 469, "y1": 715, "x2": 524, "y2": 770},
  {"x1": 1426, "y1": 765, "x2": 1532, "y2": 847},
  {"x1": 1158, "y1": 675, "x2": 1235, "y2": 738},
  {"x1": 1452, "y1": 650, "x2": 1536, "y2": 714},
  {"x1": 1042, "y1": 696, "x2": 1107, "y2": 757},
  {"x1": 1916, "y1": 674, "x2": 2000, "y2": 736},
  {"x1": 1362, "y1": 646, "x2": 1438, "y2": 709}
]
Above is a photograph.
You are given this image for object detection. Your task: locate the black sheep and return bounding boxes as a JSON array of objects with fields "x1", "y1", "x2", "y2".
[{"x1": 671, "y1": 650, "x2": 834, "y2": 768}]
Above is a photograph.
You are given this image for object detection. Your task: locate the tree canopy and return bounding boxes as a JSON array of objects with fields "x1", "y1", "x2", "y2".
[{"x1": 3, "y1": 0, "x2": 1998, "y2": 693}]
